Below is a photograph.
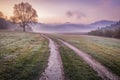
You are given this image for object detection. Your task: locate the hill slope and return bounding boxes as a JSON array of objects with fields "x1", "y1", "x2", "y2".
[{"x1": 90, "y1": 20, "x2": 116, "y2": 28}]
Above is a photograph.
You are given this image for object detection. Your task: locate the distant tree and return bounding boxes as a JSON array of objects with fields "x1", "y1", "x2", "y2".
[
  {"x1": 0, "y1": 11, "x2": 4, "y2": 19},
  {"x1": 12, "y1": 2, "x2": 38, "y2": 31},
  {"x1": 104, "y1": 30, "x2": 113, "y2": 37},
  {"x1": 114, "y1": 28, "x2": 120, "y2": 38}
]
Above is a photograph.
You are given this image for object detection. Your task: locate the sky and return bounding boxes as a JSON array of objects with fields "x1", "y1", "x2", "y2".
[{"x1": 0, "y1": 0, "x2": 120, "y2": 24}]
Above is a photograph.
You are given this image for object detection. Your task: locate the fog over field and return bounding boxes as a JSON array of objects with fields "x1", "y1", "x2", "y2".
[
  {"x1": 30, "y1": 20, "x2": 116, "y2": 33},
  {"x1": 0, "y1": 18, "x2": 116, "y2": 33}
]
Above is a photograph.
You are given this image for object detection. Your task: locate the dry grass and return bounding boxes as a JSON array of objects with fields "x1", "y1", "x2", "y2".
[{"x1": 0, "y1": 31, "x2": 49, "y2": 80}]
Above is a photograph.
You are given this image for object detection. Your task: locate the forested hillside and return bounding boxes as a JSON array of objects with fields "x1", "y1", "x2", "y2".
[{"x1": 88, "y1": 21, "x2": 120, "y2": 38}]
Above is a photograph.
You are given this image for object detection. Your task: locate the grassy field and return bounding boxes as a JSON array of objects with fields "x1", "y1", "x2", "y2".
[
  {"x1": 0, "y1": 31, "x2": 49, "y2": 80},
  {"x1": 54, "y1": 34, "x2": 120, "y2": 76},
  {"x1": 58, "y1": 43, "x2": 101, "y2": 80},
  {"x1": 1, "y1": 31, "x2": 119, "y2": 80},
  {"x1": 48, "y1": 36, "x2": 101, "y2": 80}
]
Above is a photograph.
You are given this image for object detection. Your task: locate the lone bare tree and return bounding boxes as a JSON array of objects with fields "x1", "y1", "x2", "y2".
[{"x1": 13, "y1": 2, "x2": 38, "y2": 31}]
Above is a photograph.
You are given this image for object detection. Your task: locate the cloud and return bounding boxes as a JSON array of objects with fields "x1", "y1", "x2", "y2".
[
  {"x1": 66, "y1": 11, "x2": 86, "y2": 19},
  {"x1": 100, "y1": 0, "x2": 120, "y2": 7}
]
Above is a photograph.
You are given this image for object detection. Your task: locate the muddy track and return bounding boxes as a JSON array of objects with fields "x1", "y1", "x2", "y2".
[
  {"x1": 58, "y1": 39, "x2": 120, "y2": 80},
  {"x1": 40, "y1": 35, "x2": 64, "y2": 80}
]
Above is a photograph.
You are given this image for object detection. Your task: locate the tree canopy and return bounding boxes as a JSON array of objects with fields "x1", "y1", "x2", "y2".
[{"x1": 13, "y1": 2, "x2": 38, "y2": 31}]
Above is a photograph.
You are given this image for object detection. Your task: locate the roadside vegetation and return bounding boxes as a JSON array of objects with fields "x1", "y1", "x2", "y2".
[
  {"x1": 0, "y1": 31, "x2": 49, "y2": 80},
  {"x1": 53, "y1": 34, "x2": 120, "y2": 76}
]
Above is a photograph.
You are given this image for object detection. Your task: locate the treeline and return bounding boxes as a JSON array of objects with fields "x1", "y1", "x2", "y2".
[{"x1": 88, "y1": 21, "x2": 120, "y2": 38}]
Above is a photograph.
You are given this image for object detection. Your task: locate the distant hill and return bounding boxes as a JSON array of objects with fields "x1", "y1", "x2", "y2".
[
  {"x1": 30, "y1": 23, "x2": 93, "y2": 33},
  {"x1": 0, "y1": 18, "x2": 118, "y2": 33},
  {"x1": 90, "y1": 20, "x2": 116, "y2": 29},
  {"x1": 30, "y1": 20, "x2": 117, "y2": 33}
]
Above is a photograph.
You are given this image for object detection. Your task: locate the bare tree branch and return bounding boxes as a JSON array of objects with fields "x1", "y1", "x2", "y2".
[{"x1": 12, "y1": 2, "x2": 38, "y2": 31}]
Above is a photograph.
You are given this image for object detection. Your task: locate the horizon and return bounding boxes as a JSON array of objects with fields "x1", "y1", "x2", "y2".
[{"x1": 0, "y1": 0, "x2": 120, "y2": 24}]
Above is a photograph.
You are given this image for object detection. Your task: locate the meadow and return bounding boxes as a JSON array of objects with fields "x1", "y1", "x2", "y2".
[
  {"x1": 54, "y1": 34, "x2": 120, "y2": 76},
  {"x1": 0, "y1": 31, "x2": 49, "y2": 80},
  {"x1": 0, "y1": 31, "x2": 120, "y2": 80},
  {"x1": 57, "y1": 41, "x2": 101, "y2": 80}
]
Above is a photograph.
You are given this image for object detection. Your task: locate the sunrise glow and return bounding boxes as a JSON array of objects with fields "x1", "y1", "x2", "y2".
[{"x1": 0, "y1": 0, "x2": 120, "y2": 24}]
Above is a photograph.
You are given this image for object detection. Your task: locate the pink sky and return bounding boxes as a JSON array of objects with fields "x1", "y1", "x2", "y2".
[{"x1": 0, "y1": 0, "x2": 120, "y2": 24}]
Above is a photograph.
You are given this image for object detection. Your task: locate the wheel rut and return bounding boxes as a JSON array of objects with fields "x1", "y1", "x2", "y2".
[
  {"x1": 58, "y1": 39, "x2": 120, "y2": 80},
  {"x1": 39, "y1": 35, "x2": 64, "y2": 80}
]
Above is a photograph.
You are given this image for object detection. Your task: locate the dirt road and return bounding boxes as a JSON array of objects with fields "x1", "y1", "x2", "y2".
[
  {"x1": 40, "y1": 35, "x2": 64, "y2": 80},
  {"x1": 58, "y1": 39, "x2": 120, "y2": 80}
]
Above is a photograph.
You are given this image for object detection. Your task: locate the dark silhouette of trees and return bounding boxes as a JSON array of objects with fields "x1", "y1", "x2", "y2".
[
  {"x1": 114, "y1": 28, "x2": 120, "y2": 38},
  {"x1": 0, "y1": 11, "x2": 4, "y2": 19},
  {"x1": 88, "y1": 21, "x2": 120, "y2": 38},
  {"x1": 0, "y1": 11, "x2": 9, "y2": 29},
  {"x1": 0, "y1": 18, "x2": 9, "y2": 29},
  {"x1": 0, "y1": 11, "x2": 7, "y2": 20},
  {"x1": 0, "y1": 11, "x2": 8, "y2": 20},
  {"x1": 12, "y1": 2, "x2": 38, "y2": 31}
]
